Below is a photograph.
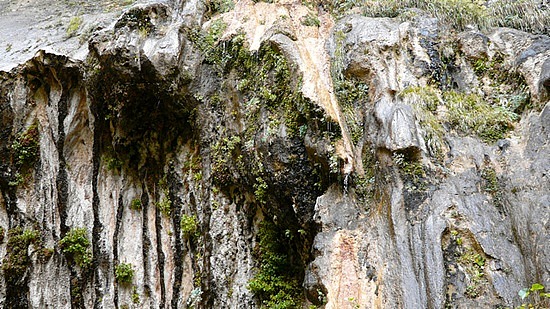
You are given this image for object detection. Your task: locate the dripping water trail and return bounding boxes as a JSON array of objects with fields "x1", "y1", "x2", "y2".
[
  {"x1": 55, "y1": 79, "x2": 85, "y2": 308},
  {"x1": 169, "y1": 167, "x2": 184, "y2": 309},
  {"x1": 155, "y1": 183, "x2": 166, "y2": 307},
  {"x1": 113, "y1": 191, "x2": 124, "y2": 308},
  {"x1": 343, "y1": 173, "x2": 350, "y2": 194},
  {"x1": 140, "y1": 182, "x2": 152, "y2": 303},
  {"x1": 91, "y1": 92, "x2": 104, "y2": 309}
]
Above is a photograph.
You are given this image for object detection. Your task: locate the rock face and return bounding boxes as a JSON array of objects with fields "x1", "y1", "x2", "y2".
[{"x1": 0, "y1": 1, "x2": 548, "y2": 308}]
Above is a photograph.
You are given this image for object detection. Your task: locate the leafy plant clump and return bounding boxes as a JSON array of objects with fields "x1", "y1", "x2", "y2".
[
  {"x1": 457, "y1": 248, "x2": 486, "y2": 298},
  {"x1": 130, "y1": 198, "x2": 142, "y2": 211},
  {"x1": 59, "y1": 227, "x2": 92, "y2": 268},
  {"x1": 12, "y1": 123, "x2": 40, "y2": 167},
  {"x1": 301, "y1": 13, "x2": 320, "y2": 27},
  {"x1": 206, "y1": 0, "x2": 234, "y2": 16},
  {"x1": 248, "y1": 221, "x2": 303, "y2": 308},
  {"x1": 10, "y1": 123, "x2": 40, "y2": 186},
  {"x1": 156, "y1": 177, "x2": 172, "y2": 216},
  {"x1": 132, "y1": 286, "x2": 140, "y2": 304},
  {"x1": 156, "y1": 195, "x2": 171, "y2": 216},
  {"x1": 180, "y1": 214, "x2": 199, "y2": 239},
  {"x1": 518, "y1": 283, "x2": 550, "y2": 309},
  {"x1": 115, "y1": 263, "x2": 135, "y2": 285}
]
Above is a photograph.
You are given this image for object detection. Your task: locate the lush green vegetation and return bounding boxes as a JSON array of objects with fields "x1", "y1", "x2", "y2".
[
  {"x1": 331, "y1": 30, "x2": 369, "y2": 147},
  {"x1": 248, "y1": 221, "x2": 303, "y2": 308},
  {"x1": 392, "y1": 152, "x2": 424, "y2": 182},
  {"x1": 400, "y1": 86, "x2": 446, "y2": 159},
  {"x1": 10, "y1": 123, "x2": 40, "y2": 186},
  {"x1": 206, "y1": 0, "x2": 234, "y2": 16},
  {"x1": 156, "y1": 195, "x2": 172, "y2": 216},
  {"x1": 457, "y1": 247, "x2": 486, "y2": 298},
  {"x1": 155, "y1": 177, "x2": 172, "y2": 216},
  {"x1": 444, "y1": 90, "x2": 518, "y2": 143},
  {"x1": 59, "y1": 227, "x2": 92, "y2": 268},
  {"x1": 320, "y1": 0, "x2": 548, "y2": 34},
  {"x1": 189, "y1": 22, "x2": 329, "y2": 203},
  {"x1": 399, "y1": 84, "x2": 520, "y2": 144},
  {"x1": 2, "y1": 228, "x2": 39, "y2": 284},
  {"x1": 115, "y1": 263, "x2": 135, "y2": 285},
  {"x1": 12, "y1": 123, "x2": 40, "y2": 168}
]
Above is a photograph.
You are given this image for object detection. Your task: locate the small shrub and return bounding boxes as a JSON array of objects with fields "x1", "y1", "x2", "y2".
[
  {"x1": 156, "y1": 196, "x2": 171, "y2": 216},
  {"x1": 132, "y1": 286, "x2": 140, "y2": 304},
  {"x1": 193, "y1": 171, "x2": 203, "y2": 181},
  {"x1": 115, "y1": 263, "x2": 135, "y2": 285},
  {"x1": 59, "y1": 227, "x2": 92, "y2": 268},
  {"x1": 207, "y1": 0, "x2": 234, "y2": 15},
  {"x1": 130, "y1": 198, "x2": 142, "y2": 211},
  {"x1": 2, "y1": 228, "x2": 39, "y2": 285},
  {"x1": 393, "y1": 152, "x2": 424, "y2": 180},
  {"x1": 253, "y1": 177, "x2": 268, "y2": 204},
  {"x1": 301, "y1": 13, "x2": 320, "y2": 27},
  {"x1": 39, "y1": 248, "x2": 54, "y2": 263},
  {"x1": 518, "y1": 283, "x2": 550, "y2": 309},
  {"x1": 12, "y1": 123, "x2": 40, "y2": 168},
  {"x1": 105, "y1": 156, "x2": 122, "y2": 171},
  {"x1": 480, "y1": 167, "x2": 498, "y2": 193},
  {"x1": 180, "y1": 214, "x2": 199, "y2": 239},
  {"x1": 8, "y1": 172, "x2": 24, "y2": 187},
  {"x1": 67, "y1": 16, "x2": 83, "y2": 37}
]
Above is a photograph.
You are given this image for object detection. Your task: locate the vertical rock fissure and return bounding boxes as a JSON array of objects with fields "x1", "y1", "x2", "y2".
[
  {"x1": 90, "y1": 94, "x2": 104, "y2": 309},
  {"x1": 3, "y1": 188, "x2": 18, "y2": 227},
  {"x1": 55, "y1": 77, "x2": 84, "y2": 308},
  {"x1": 154, "y1": 186, "x2": 166, "y2": 307},
  {"x1": 112, "y1": 191, "x2": 124, "y2": 308},
  {"x1": 141, "y1": 183, "x2": 152, "y2": 303},
  {"x1": 201, "y1": 191, "x2": 213, "y2": 308},
  {"x1": 168, "y1": 167, "x2": 184, "y2": 309}
]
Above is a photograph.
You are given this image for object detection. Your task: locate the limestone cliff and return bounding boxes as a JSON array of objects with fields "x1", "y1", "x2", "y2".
[{"x1": 0, "y1": 0, "x2": 549, "y2": 308}]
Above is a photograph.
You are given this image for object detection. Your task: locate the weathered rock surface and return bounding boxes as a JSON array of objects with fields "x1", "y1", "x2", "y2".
[{"x1": 0, "y1": 1, "x2": 548, "y2": 309}]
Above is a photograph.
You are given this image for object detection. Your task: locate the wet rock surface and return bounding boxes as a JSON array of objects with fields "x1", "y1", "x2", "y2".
[{"x1": 0, "y1": 1, "x2": 548, "y2": 308}]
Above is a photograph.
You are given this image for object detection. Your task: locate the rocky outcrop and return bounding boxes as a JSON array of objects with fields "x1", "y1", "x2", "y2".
[{"x1": 0, "y1": 1, "x2": 548, "y2": 308}]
